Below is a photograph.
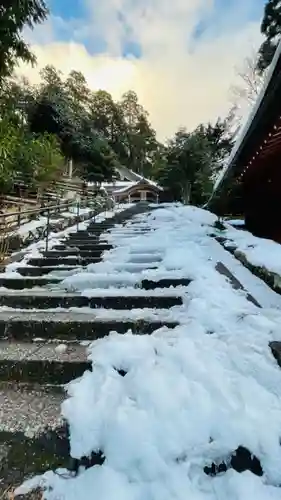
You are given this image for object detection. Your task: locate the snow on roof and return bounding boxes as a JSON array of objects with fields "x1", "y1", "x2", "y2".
[
  {"x1": 115, "y1": 165, "x2": 162, "y2": 190},
  {"x1": 113, "y1": 182, "x2": 138, "y2": 194},
  {"x1": 213, "y1": 39, "x2": 281, "y2": 194},
  {"x1": 113, "y1": 179, "x2": 162, "y2": 195},
  {"x1": 100, "y1": 181, "x2": 134, "y2": 187}
]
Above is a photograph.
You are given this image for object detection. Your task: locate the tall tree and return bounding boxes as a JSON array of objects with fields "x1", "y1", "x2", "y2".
[
  {"x1": 0, "y1": 0, "x2": 48, "y2": 80},
  {"x1": 196, "y1": 118, "x2": 234, "y2": 174},
  {"x1": 27, "y1": 65, "x2": 75, "y2": 157},
  {"x1": 257, "y1": 0, "x2": 281, "y2": 73},
  {"x1": 0, "y1": 75, "x2": 34, "y2": 125},
  {"x1": 65, "y1": 70, "x2": 91, "y2": 108},
  {"x1": 89, "y1": 90, "x2": 129, "y2": 165},
  {"x1": 155, "y1": 129, "x2": 213, "y2": 204},
  {"x1": 27, "y1": 65, "x2": 117, "y2": 182},
  {"x1": 119, "y1": 90, "x2": 157, "y2": 175},
  {"x1": 0, "y1": 115, "x2": 63, "y2": 195}
]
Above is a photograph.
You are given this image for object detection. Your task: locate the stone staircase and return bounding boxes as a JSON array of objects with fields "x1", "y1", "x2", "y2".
[{"x1": 0, "y1": 202, "x2": 189, "y2": 492}]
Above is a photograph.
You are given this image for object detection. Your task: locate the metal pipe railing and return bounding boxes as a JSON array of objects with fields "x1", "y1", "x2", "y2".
[{"x1": 0, "y1": 195, "x2": 109, "y2": 262}]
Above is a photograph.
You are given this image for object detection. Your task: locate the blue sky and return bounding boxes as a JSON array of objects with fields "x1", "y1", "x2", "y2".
[
  {"x1": 46, "y1": 0, "x2": 267, "y2": 58},
  {"x1": 21, "y1": 0, "x2": 269, "y2": 140},
  {"x1": 48, "y1": 0, "x2": 86, "y2": 21}
]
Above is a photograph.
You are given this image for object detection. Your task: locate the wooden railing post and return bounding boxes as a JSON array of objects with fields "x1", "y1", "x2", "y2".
[
  {"x1": 45, "y1": 208, "x2": 50, "y2": 252},
  {"x1": 76, "y1": 201, "x2": 80, "y2": 232},
  {"x1": 17, "y1": 206, "x2": 21, "y2": 227}
]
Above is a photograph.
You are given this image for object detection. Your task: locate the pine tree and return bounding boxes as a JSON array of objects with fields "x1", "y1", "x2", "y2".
[{"x1": 257, "y1": 0, "x2": 281, "y2": 73}]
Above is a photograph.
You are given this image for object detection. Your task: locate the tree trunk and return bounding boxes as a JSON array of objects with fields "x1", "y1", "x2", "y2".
[{"x1": 182, "y1": 182, "x2": 191, "y2": 204}]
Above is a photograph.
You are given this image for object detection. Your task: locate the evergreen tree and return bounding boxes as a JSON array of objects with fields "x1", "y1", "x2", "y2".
[
  {"x1": 257, "y1": 0, "x2": 281, "y2": 73},
  {"x1": 27, "y1": 65, "x2": 117, "y2": 182},
  {"x1": 118, "y1": 91, "x2": 158, "y2": 175},
  {"x1": 155, "y1": 130, "x2": 213, "y2": 205},
  {"x1": 196, "y1": 118, "x2": 234, "y2": 174}
]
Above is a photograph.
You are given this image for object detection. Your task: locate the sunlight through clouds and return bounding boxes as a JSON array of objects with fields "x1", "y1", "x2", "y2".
[{"x1": 18, "y1": 0, "x2": 263, "y2": 140}]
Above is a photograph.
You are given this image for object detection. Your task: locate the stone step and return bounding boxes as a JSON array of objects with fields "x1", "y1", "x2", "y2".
[
  {"x1": 0, "y1": 341, "x2": 90, "y2": 384},
  {"x1": 63, "y1": 237, "x2": 98, "y2": 243},
  {"x1": 86, "y1": 228, "x2": 117, "y2": 233},
  {"x1": 0, "y1": 276, "x2": 62, "y2": 289},
  {"x1": 77, "y1": 226, "x2": 112, "y2": 231},
  {"x1": 16, "y1": 266, "x2": 82, "y2": 277},
  {"x1": 73, "y1": 226, "x2": 114, "y2": 233},
  {"x1": 0, "y1": 291, "x2": 183, "y2": 309},
  {"x1": 103, "y1": 229, "x2": 151, "y2": 235},
  {"x1": 60, "y1": 238, "x2": 108, "y2": 245},
  {"x1": 141, "y1": 278, "x2": 192, "y2": 289},
  {"x1": 106, "y1": 262, "x2": 160, "y2": 273},
  {"x1": 0, "y1": 382, "x2": 64, "y2": 436},
  {"x1": 68, "y1": 233, "x2": 103, "y2": 239},
  {"x1": 0, "y1": 311, "x2": 178, "y2": 341},
  {"x1": 0, "y1": 276, "x2": 191, "y2": 292},
  {"x1": 87, "y1": 220, "x2": 117, "y2": 225},
  {"x1": 53, "y1": 243, "x2": 112, "y2": 252},
  {"x1": 28, "y1": 256, "x2": 101, "y2": 267},
  {"x1": 86, "y1": 222, "x2": 118, "y2": 227},
  {"x1": 269, "y1": 341, "x2": 281, "y2": 368},
  {"x1": 42, "y1": 248, "x2": 109, "y2": 257},
  {"x1": 0, "y1": 382, "x2": 69, "y2": 491}
]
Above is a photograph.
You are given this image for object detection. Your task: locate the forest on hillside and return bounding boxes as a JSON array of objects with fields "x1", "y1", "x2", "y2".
[{"x1": 0, "y1": 0, "x2": 278, "y2": 204}]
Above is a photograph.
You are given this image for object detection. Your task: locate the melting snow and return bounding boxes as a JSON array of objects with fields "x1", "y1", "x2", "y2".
[
  {"x1": 222, "y1": 224, "x2": 281, "y2": 277},
  {"x1": 14, "y1": 204, "x2": 281, "y2": 499}
]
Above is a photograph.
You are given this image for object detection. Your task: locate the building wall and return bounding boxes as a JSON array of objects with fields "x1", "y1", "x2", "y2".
[{"x1": 243, "y1": 153, "x2": 281, "y2": 242}]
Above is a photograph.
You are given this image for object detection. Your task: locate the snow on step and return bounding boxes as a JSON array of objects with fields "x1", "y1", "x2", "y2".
[
  {"x1": 87, "y1": 262, "x2": 161, "y2": 273},
  {"x1": 0, "y1": 310, "x2": 178, "y2": 341},
  {"x1": 17, "y1": 266, "x2": 83, "y2": 277},
  {"x1": 15, "y1": 203, "x2": 281, "y2": 500},
  {"x1": 58, "y1": 272, "x2": 140, "y2": 291},
  {"x1": 58, "y1": 240, "x2": 109, "y2": 248},
  {"x1": 58, "y1": 272, "x2": 191, "y2": 292},
  {"x1": 28, "y1": 256, "x2": 101, "y2": 267},
  {"x1": 0, "y1": 203, "x2": 160, "y2": 488},
  {"x1": 42, "y1": 249, "x2": 109, "y2": 257},
  {"x1": 128, "y1": 253, "x2": 163, "y2": 263}
]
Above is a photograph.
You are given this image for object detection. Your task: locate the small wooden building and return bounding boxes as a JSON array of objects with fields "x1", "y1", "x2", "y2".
[
  {"x1": 112, "y1": 178, "x2": 162, "y2": 204},
  {"x1": 210, "y1": 41, "x2": 281, "y2": 242}
]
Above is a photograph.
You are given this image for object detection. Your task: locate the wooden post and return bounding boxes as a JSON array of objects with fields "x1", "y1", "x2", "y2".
[
  {"x1": 45, "y1": 209, "x2": 50, "y2": 252},
  {"x1": 17, "y1": 206, "x2": 21, "y2": 227},
  {"x1": 68, "y1": 158, "x2": 73, "y2": 179},
  {"x1": 76, "y1": 201, "x2": 80, "y2": 231}
]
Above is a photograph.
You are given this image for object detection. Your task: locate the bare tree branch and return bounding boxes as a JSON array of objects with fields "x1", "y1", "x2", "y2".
[{"x1": 230, "y1": 51, "x2": 266, "y2": 107}]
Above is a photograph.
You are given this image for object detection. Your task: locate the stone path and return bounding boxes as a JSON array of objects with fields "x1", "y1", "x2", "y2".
[
  {"x1": 0, "y1": 203, "x2": 187, "y2": 493},
  {"x1": 1, "y1": 204, "x2": 275, "y2": 498}
]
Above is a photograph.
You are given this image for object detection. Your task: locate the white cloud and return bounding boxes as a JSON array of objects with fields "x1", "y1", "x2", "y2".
[{"x1": 18, "y1": 0, "x2": 263, "y2": 140}]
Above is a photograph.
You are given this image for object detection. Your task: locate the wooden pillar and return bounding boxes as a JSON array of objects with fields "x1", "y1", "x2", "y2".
[
  {"x1": 140, "y1": 190, "x2": 147, "y2": 201},
  {"x1": 68, "y1": 158, "x2": 73, "y2": 179}
]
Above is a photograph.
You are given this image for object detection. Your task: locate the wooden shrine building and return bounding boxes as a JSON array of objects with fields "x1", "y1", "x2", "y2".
[
  {"x1": 210, "y1": 41, "x2": 281, "y2": 242},
  {"x1": 112, "y1": 178, "x2": 162, "y2": 204}
]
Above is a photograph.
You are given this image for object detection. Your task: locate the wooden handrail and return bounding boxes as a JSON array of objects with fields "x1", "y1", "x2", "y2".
[{"x1": 0, "y1": 200, "x2": 75, "y2": 221}]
